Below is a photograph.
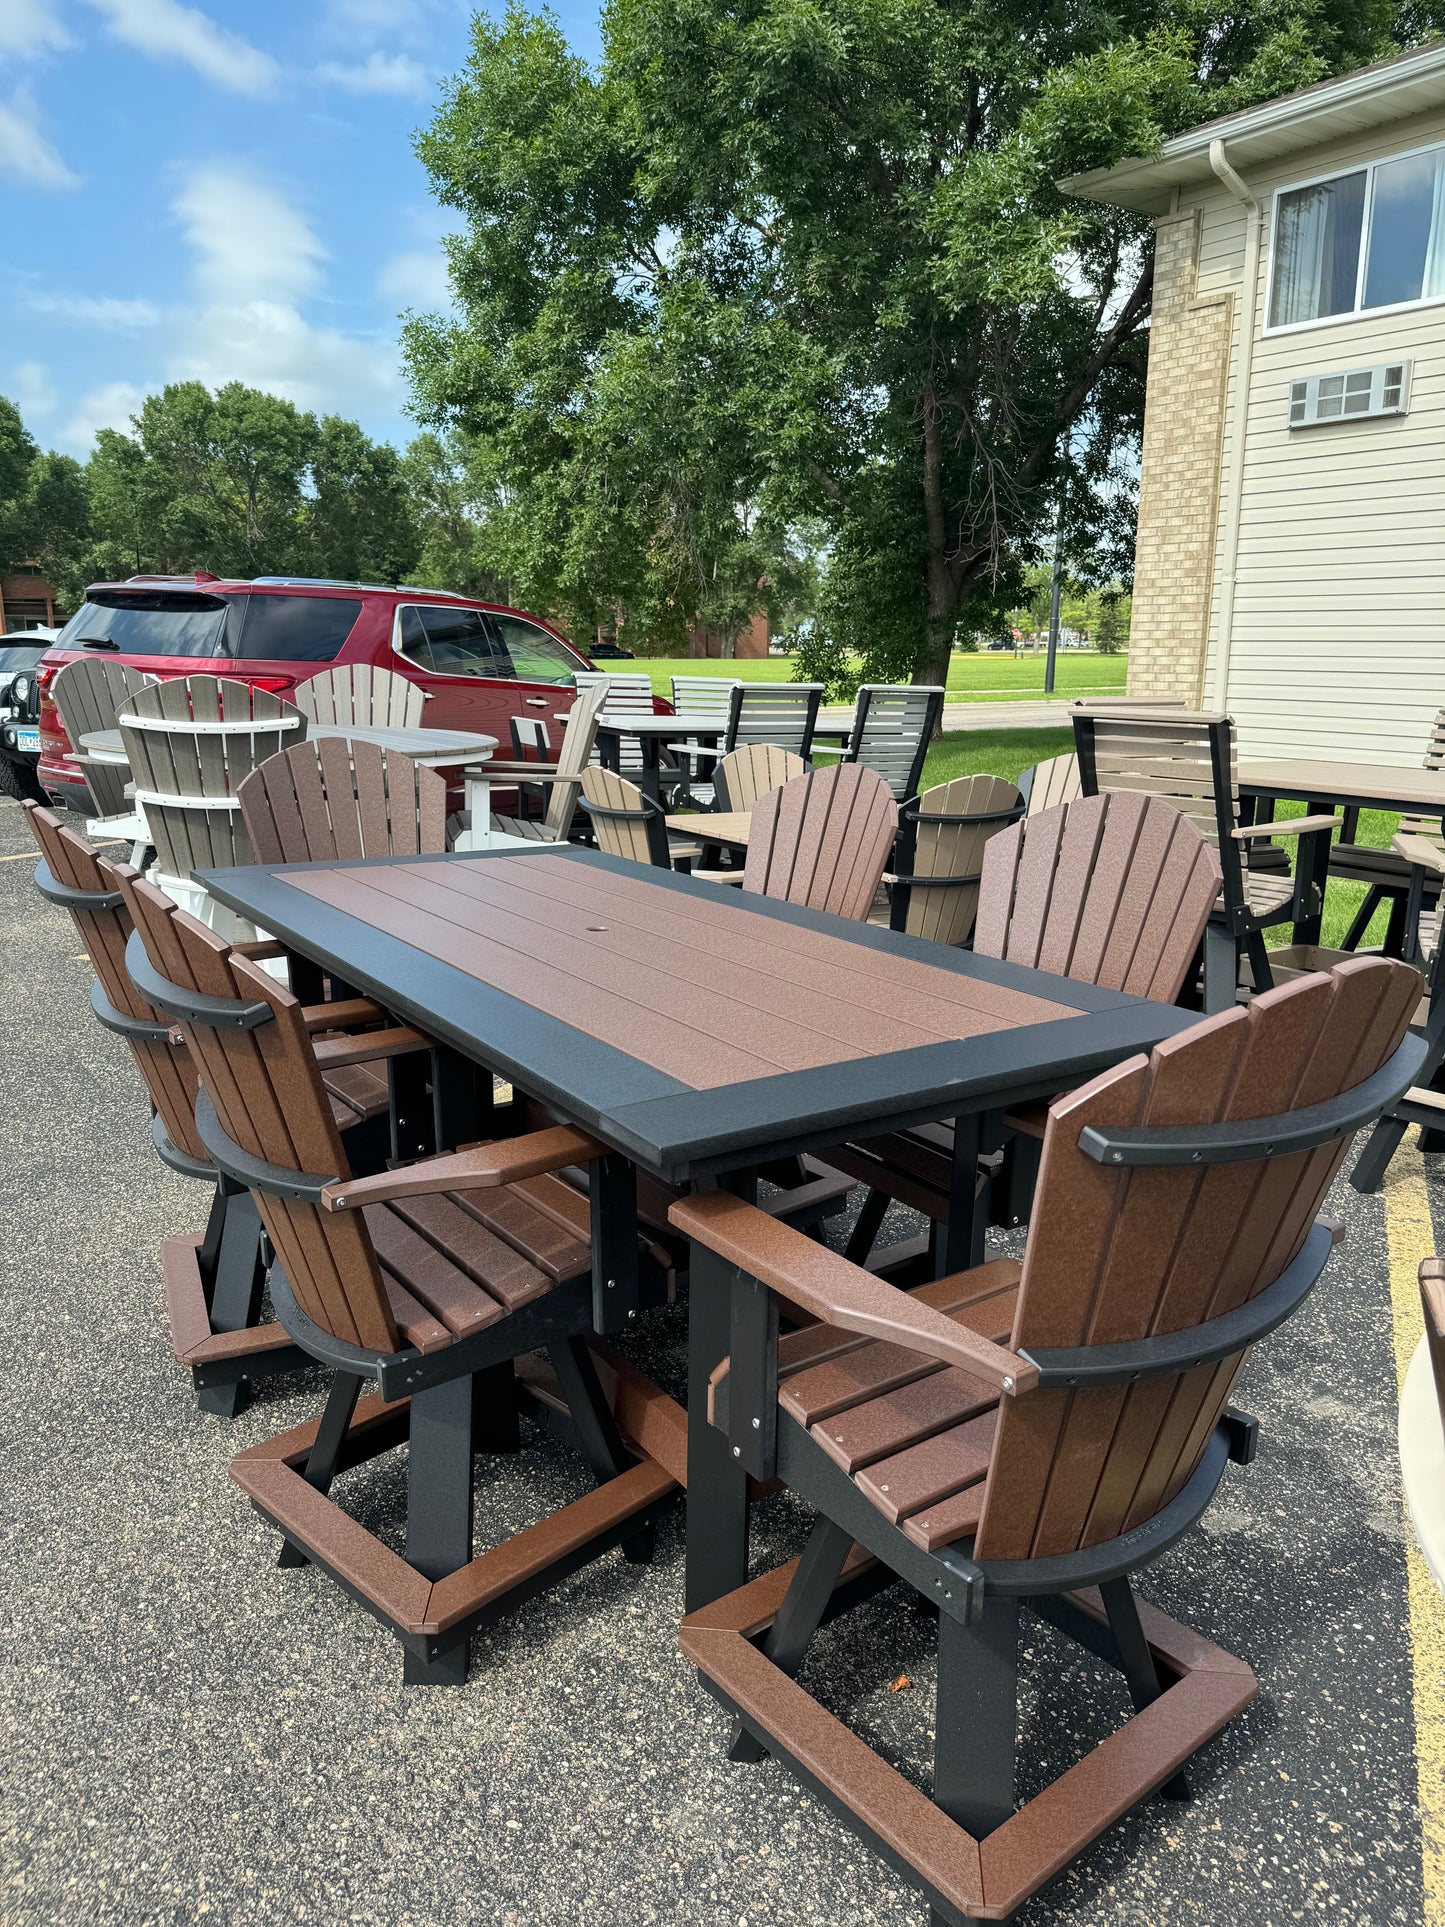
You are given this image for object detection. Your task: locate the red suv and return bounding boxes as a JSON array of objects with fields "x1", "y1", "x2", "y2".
[{"x1": 37, "y1": 573, "x2": 656, "y2": 812}]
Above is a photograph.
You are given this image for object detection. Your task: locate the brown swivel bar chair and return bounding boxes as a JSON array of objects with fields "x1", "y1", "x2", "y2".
[
  {"x1": 670, "y1": 957, "x2": 1420, "y2": 1926},
  {"x1": 121, "y1": 873, "x2": 685, "y2": 1686}
]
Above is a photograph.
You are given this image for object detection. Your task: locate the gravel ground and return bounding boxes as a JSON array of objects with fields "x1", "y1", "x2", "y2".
[{"x1": 0, "y1": 791, "x2": 1431, "y2": 1926}]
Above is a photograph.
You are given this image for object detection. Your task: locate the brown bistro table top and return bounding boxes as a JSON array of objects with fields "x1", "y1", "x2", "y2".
[{"x1": 199, "y1": 845, "x2": 1195, "y2": 1182}]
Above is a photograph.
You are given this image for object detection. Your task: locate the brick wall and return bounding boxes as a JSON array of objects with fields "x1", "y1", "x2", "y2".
[{"x1": 1127, "y1": 209, "x2": 1233, "y2": 703}]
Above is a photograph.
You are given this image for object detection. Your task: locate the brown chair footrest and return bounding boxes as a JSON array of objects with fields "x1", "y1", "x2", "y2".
[
  {"x1": 681, "y1": 1573, "x2": 1256, "y2": 1922},
  {"x1": 162, "y1": 1233, "x2": 295, "y2": 1368}
]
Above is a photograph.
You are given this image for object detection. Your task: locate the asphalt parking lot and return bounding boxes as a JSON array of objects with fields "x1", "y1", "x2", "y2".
[{"x1": 0, "y1": 790, "x2": 1439, "y2": 1926}]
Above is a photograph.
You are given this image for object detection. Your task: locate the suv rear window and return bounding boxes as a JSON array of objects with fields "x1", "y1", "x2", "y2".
[
  {"x1": 0, "y1": 643, "x2": 48, "y2": 672},
  {"x1": 57, "y1": 591, "x2": 361, "y2": 662}
]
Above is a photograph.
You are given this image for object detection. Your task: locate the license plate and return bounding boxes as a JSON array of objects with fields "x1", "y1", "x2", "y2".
[{"x1": 13, "y1": 726, "x2": 38, "y2": 753}]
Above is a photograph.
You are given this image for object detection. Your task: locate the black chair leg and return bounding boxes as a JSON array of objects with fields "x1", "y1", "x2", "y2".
[
  {"x1": 1100, "y1": 1576, "x2": 1191, "y2": 1799},
  {"x1": 403, "y1": 1372, "x2": 475, "y2": 1685},
  {"x1": 844, "y1": 1186, "x2": 890, "y2": 1265},
  {"x1": 686, "y1": 1247, "x2": 751, "y2": 1614},
  {"x1": 278, "y1": 1370, "x2": 366, "y2": 1568},
  {"x1": 1243, "y1": 929, "x2": 1274, "y2": 998},
  {"x1": 205, "y1": 1186, "x2": 265, "y2": 1334},
  {"x1": 729, "y1": 1516, "x2": 853, "y2": 1763},
  {"x1": 470, "y1": 1359, "x2": 521, "y2": 1454},
  {"x1": 1341, "y1": 885, "x2": 1383, "y2": 953},
  {"x1": 1352, "y1": 1115, "x2": 1410, "y2": 1193},
  {"x1": 547, "y1": 1337, "x2": 654, "y2": 1564},
  {"x1": 933, "y1": 1594, "x2": 1018, "y2": 1841}
]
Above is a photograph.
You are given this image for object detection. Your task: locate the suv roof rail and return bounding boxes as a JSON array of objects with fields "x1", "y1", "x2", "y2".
[
  {"x1": 394, "y1": 584, "x2": 473, "y2": 600},
  {"x1": 251, "y1": 576, "x2": 399, "y2": 591}
]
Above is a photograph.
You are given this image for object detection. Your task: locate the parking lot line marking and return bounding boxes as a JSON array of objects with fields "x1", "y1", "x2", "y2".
[{"x1": 1384, "y1": 1141, "x2": 1445, "y2": 1922}]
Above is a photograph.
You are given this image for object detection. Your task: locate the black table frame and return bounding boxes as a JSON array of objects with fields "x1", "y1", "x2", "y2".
[{"x1": 199, "y1": 844, "x2": 1198, "y2": 1612}]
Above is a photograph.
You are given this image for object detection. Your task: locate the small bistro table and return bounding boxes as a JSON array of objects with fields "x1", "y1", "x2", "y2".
[
  {"x1": 564, "y1": 708, "x2": 858, "y2": 805},
  {"x1": 81, "y1": 721, "x2": 514, "y2": 850},
  {"x1": 665, "y1": 809, "x2": 752, "y2": 853},
  {"x1": 199, "y1": 843, "x2": 1197, "y2": 1614},
  {"x1": 1237, "y1": 755, "x2": 1445, "y2": 946}
]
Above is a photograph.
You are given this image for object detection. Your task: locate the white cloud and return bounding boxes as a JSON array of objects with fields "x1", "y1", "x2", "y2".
[
  {"x1": 11, "y1": 361, "x2": 57, "y2": 418},
  {"x1": 27, "y1": 290, "x2": 162, "y2": 330},
  {"x1": 319, "y1": 51, "x2": 429, "y2": 96},
  {"x1": 0, "y1": 84, "x2": 79, "y2": 188},
  {"x1": 172, "y1": 162, "x2": 326, "y2": 305},
  {"x1": 81, "y1": 0, "x2": 278, "y2": 95},
  {"x1": 58, "y1": 379, "x2": 147, "y2": 453},
  {"x1": 377, "y1": 245, "x2": 451, "y2": 309},
  {"x1": 162, "y1": 162, "x2": 401, "y2": 421},
  {"x1": 0, "y1": 0, "x2": 73, "y2": 60}
]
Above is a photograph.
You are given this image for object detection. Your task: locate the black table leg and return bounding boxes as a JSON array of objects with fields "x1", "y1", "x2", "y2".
[
  {"x1": 684, "y1": 1173, "x2": 755, "y2": 1615},
  {"x1": 941, "y1": 1111, "x2": 983, "y2": 1277}
]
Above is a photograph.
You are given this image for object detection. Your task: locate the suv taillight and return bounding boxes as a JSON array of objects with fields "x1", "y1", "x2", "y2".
[{"x1": 247, "y1": 675, "x2": 296, "y2": 694}]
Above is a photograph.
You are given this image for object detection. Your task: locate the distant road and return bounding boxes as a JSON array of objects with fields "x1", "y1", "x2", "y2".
[{"x1": 820, "y1": 698, "x2": 1083, "y2": 732}]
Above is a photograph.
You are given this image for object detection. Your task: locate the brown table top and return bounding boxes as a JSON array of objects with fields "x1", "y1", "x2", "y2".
[
  {"x1": 199, "y1": 845, "x2": 1195, "y2": 1178},
  {"x1": 666, "y1": 811, "x2": 752, "y2": 850},
  {"x1": 1238, "y1": 757, "x2": 1445, "y2": 813}
]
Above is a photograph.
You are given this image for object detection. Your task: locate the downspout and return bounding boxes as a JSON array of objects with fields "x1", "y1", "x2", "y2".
[{"x1": 1206, "y1": 137, "x2": 1263, "y2": 711}]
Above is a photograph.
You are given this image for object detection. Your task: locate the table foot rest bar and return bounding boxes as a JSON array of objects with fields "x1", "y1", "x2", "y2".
[
  {"x1": 681, "y1": 1571, "x2": 1255, "y2": 1924},
  {"x1": 231, "y1": 1353, "x2": 685, "y2": 1664}
]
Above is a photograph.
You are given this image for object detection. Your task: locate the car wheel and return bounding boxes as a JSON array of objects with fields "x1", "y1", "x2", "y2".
[{"x1": 0, "y1": 754, "x2": 43, "y2": 802}]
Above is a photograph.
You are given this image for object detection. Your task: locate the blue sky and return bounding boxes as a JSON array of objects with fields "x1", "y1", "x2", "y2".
[{"x1": 1, "y1": 0, "x2": 601, "y2": 458}]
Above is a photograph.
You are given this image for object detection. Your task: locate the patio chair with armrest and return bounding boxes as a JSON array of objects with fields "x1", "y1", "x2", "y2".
[
  {"x1": 121, "y1": 871, "x2": 685, "y2": 1686},
  {"x1": 577, "y1": 766, "x2": 699, "y2": 870},
  {"x1": 882, "y1": 774, "x2": 1023, "y2": 945},
  {"x1": 668, "y1": 674, "x2": 741, "y2": 805},
  {"x1": 671, "y1": 956, "x2": 1420, "y2": 1927},
  {"x1": 23, "y1": 800, "x2": 433, "y2": 1415},
  {"x1": 696, "y1": 763, "x2": 898, "y2": 922},
  {"x1": 1321, "y1": 705, "x2": 1445, "y2": 952},
  {"x1": 1073, "y1": 708, "x2": 1340, "y2": 1012},
  {"x1": 50, "y1": 656, "x2": 156, "y2": 851},
  {"x1": 575, "y1": 669, "x2": 656, "y2": 776},
  {"x1": 1016, "y1": 752, "x2": 1079, "y2": 816},
  {"x1": 238, "y1": 739, "x2": 447, "y2": 866},
  {"x1": 481, "y1": 677, "x2": 610, "y2": 844},
  {"x1": 811, "y1": 684, "x2": 944, "y2": 802},
  {"x1": 829, "y1": 791, "x2": 1224, "y2": 1270}
]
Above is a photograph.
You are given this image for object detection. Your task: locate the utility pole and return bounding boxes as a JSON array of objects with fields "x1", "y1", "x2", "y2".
[{"x1": 1044, "y1": 502, "x2": 1064, "y2": 696}]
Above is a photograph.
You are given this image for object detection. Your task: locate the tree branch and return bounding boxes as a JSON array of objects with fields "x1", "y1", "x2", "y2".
[{"x1": 1020, "y1": 259, "x2": 1153, "y2": 487}]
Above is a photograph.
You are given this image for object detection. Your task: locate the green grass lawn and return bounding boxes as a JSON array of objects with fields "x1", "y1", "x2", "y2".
[
  {"x1": 629, "y1": 652, "x2": 1129, "y2": 703},
  {"x1": 912, "y1": 731, "x2": 1401, "y2": 954}
]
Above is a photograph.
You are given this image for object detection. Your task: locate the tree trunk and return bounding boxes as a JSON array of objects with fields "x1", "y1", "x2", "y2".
[{"x1": 917, "y1": 384, "x2": 956, "y2": 692}]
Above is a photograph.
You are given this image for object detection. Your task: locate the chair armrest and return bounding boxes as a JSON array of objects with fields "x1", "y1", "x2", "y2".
[
  {"x1": 691, "y1": 869, "x2": 747, "y2": 884},
  {"x1": 484, "y1": 769, "x2": 576, "y2": 785},
  {"x1": 321, "y1": 1123, "x2": 606, "y2": 1212},
  {"x1": 310, "y1": 1025, "x2": 429, "y2": 1068},
  {"x1": 233, "y1": 939, "x2": 287, "y2": 961},
  {"x1": 668, "y1": 1191, "x2": 1035, "y2": 1395},
  {"x1": 1233, "y1": 813, "x2": 1339, "y2": 839},
  {"x1": 301, "y1": 996, "x2": 387, "y2": 1033},
  {"x1": 1394, "y1": 830, "x2": 1445, "y2": 875}
]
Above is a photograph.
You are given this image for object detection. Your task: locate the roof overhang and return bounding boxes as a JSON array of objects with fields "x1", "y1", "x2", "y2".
[{"x1": 1061, "y1": 40, "x2": 1445, "y2": 214}]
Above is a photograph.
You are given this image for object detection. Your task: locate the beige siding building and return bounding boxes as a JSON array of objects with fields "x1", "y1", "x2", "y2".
[{"x1": 1066, "y1": 44, "x2": 1445, "y2": 764}]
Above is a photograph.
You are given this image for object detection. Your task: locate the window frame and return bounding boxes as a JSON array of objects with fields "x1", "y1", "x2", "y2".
[
  {"x1": 390, "y1": 602, "x2": 513, "y2": 681},
  {"x1": 1265, "y1": 135, "x2": 1445, "y2": 336}
]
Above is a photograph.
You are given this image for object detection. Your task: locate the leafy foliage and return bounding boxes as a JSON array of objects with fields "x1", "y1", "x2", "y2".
[{"x1": 405, "y1": 0, "x2": 1413, "y2": 681}]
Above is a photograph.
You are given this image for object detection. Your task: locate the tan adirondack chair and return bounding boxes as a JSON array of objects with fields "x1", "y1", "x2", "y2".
[
  {"x1": 882, "y1": 773, "x2": 1023, "y2": 945},
  {"x1": 484, "y1": 677, "x2": 609, "y2": 844},
  {"x1": 671, "y1": 957, "x2": 1419, "y2": 1927},
  {"x1": 712, "y1": 744, "x2": 806, "y2": 812},
  {"x1": 293, "y1": 663, "x2": 428, "y2": 727},
  {"x1": 709, "y1": 763, "x2": 897, "y2": 921},
  {"x1": 50, "y1": 656, "x2": 156, "y2": 836},
  {"x1": 1019, "y1": 751, "x2": 1080, "y2": 816},
  {"x1": 578, "y1": 767, "x2": 681, "y2": 868}
]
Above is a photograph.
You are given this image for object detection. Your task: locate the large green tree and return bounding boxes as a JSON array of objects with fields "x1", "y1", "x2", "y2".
[
  {"x1": 0, "y1": 396, "x2": 92, "y2": 601},
  {"x1": 406, "y1": 0, "x2": 1416, "y2": 681}
]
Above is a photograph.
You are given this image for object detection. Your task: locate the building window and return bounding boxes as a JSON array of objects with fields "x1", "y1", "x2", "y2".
[{"x1": 1269, "y1": 142, "x2": 1445, "y2": 328}]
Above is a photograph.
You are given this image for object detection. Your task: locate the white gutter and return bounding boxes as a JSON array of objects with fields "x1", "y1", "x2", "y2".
[{"x1": 1205, "y1": 137, "x2": 1263, "y2": 710}]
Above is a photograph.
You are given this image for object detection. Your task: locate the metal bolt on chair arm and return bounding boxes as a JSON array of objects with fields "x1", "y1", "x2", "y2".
[
  {"x1": 125, "y1": 930, "x2": 274, "y2": 1030},
  {"x1": 320, "y1": 1122, "x2": 607, "y2": 1213},
  {"x1": 1077, "y1": 1033, "x2": 1424, "y2": 1168},
  {"x1": 669, "y1": 1191, "x2": 1035, "y2": 1395}
]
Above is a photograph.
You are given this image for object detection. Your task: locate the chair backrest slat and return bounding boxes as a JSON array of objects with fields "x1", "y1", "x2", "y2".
[
  {"x1": 847, "y1": 685, "x2": 944, "y2": 800},
  {"x1": 973, "y1": 956, "x2": 1420, "y2": 1563},
  {"x1": 541, "y1": 679, "x2": 611, "y2": 840},
  {"x1": 713, "y1": 745, "x2": 806, "y2": 812},
  {"x1": 293, "y1": 664, "x2": 426, "y2": 729},
  {"x1": 1398, "y1": 704, "x2": 1445, "y2": 843},
  {"x1": 670, "y1": 675, "x2": 741, "y2": 725},
  {"x1": 579, "y1": 767, "x2": 671, "y2": 868},
  {"x1": 573, "y1": 670, "x2": 654, "y2": 773},
  {"x1": 117, "y1": 870, "x2": 399, "y2": 1352},
  {"x1": 50, "y1": 659, "x2": 157, "y2": 820},
  {"x1": 239, "y1": 741, "x2": 446, "y2": 865},
  {"x1": 725, "y1": 683, "x2": 824, "y2": 761},
  {"x1": 24, "y1": 803, "x2": 206, "y2": 1162},
  {"x1": 121, "y1": 676, "x2": 307, "y2": 878},
  {"x1": 743, "y1": 764, "x2": 897, "y2": 920},
  {"x1": 895, "y1": 773, "x2": 1022, "y2": 946},
  {"x1": 974, "y1": 792, "x2": 1221, "y2": 1004},
  {"x1": 1022, "y1": 753, "x2": 1081, "y2": 817}
]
